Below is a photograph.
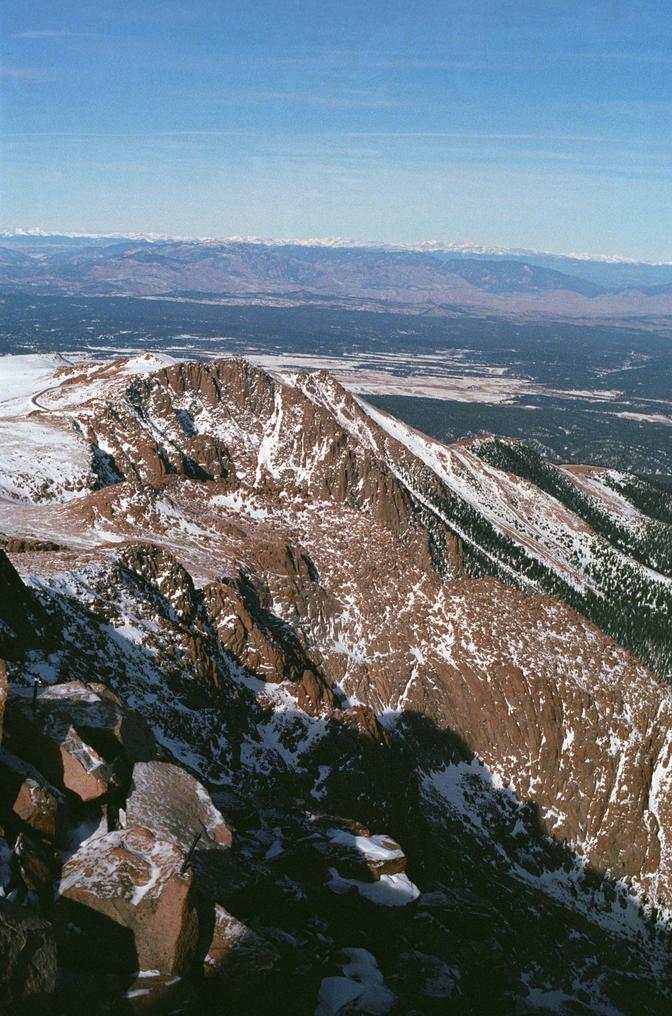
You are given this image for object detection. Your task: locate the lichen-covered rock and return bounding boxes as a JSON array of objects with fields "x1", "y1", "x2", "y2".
[
  {"x1": 58, "y1": 826, "x2": 199, "y2": 975},
  {"x1": 0, "y1": 898, "x2": 57, "y2": 1013}
]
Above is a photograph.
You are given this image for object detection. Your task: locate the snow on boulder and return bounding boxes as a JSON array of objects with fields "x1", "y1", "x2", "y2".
[
  {"x1": 6, "y1": 689, "x2": 113, "y2": 803},
  {"x1": 58, "y1": 826, "x2": 199, "y2": 975},
  {"x1": 0, "y1": 898, "x2": 57, "y2": 1014},
  {"x1": 327, "y1": 869, "x2": 420, "y2": 908},
  {"x1": 126, "y1": 761, "x2": 233, "y2": 851},
  {"x1": 5, "y1": 681, "x2": 155, "y2": 802},
  {"x1": 321, "y1": 827, "x2": 406, "y2": 881},
  {"x1": 202, "y1": 903, "x2": 278, "y2": 982},
  {"x1": 307, "y1": 817, "x2": 407, "y2": 882},
  {"x1": 31, "y1": 680, "x2": 155, "y2": 764},
  {"x1": 316, "y1": 948, "x2": 395, "y2": 1015}
]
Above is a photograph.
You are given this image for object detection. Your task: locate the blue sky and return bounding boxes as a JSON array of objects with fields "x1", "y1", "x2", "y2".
[{"x1": 1, "y1": 1, "x2": 671, "y2": 259}]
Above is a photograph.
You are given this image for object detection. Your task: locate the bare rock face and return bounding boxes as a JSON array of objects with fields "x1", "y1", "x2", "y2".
[
  {"x1": 126, "y1": 761, "x2": 233, "y2": 851},
  {"x1": 0, "y1": 898, "x2": 57, "y2": 1014},
  {"x1": 202, "y1": 903, "x2": 278, "y2": 982},
  {"x1": 113, "y1": 544, "x2": 225, "y2": 690},
  {"x1": 203, "y1": 567, "x2": 334, "y2": 714},
  {"x1": 0, "y1": 551, "x2": 47, "y2": 659},
  {"x1": 58, "y1": 826, "x2": 199, "y2": 975}
]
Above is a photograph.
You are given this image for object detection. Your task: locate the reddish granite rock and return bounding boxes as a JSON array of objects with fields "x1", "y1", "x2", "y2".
[
  {"x1": 6, "y1": 681, "x2": 155, "y2": 802},
  {"x1": 202, "y1": 903, "x2": 278, "y2": 985},
  {"x1": 331, "y1": 706, "x2": 390, "y2": 746},
  {"x1": 6, "y1": 691, "x2": 112, "y2": 803},
  {"x1": 0, "y1": 749, "x2": 64, "y2": 840},
  {"x1": 126, "y1": 761, "x2": 233, "y2": 851},
  {"x1": 14, "y1": 831, "x2": 60, "y2": 892},
  {"x1": 203, "y1": 570, "x2": 334, "y2": 714},
  {"x1": 0, "y1": 898, "x2": 57, "y2": 1014},
  {"x1": 58, "y1": 825, "x2": 199, "y2": 975}
]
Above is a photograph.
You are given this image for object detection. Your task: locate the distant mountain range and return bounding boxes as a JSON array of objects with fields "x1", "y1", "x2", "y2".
[{"x1": 2, "y1": 232, "x2": 672, "y2": 315}]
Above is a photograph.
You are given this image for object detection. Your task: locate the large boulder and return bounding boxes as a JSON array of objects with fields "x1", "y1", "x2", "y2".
[
  {"x1": 202, "y1": 903, "x2": 278, "y2": 982},
  {"x1": 307, "y1": 818, "x2": 407, "y2": 882},
  {"x1": 5, "y1": 681, "x2": 155, "y2": 802},
  {"x1": 0, "y1": 899, "x2": 57, "y2": 1014},
  {"x1": 125, "y1": 761, "x2": 237, "y2": 908},
  {"x1": 0, "y1": 749, "x2": 65, "y2": 840},
  {"x1": 126, "y1": 761, "x2": 233, "y2": 851},
  {"x1": 58, "y1": 826, "x2": 199, "y2": 975}
]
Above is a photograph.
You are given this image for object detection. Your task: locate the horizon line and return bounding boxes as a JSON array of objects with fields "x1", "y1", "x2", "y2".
[{"x1": 1, "y1": 226, "x2": 670, "y2": 267}]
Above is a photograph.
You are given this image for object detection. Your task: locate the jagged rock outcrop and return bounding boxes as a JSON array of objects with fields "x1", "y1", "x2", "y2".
[
  {"x1": 0, "y1": 551, "x2": 46, "y2": 658},
  {"x1": 203, "y1": 567, "x2": 334, "y2": 714}
]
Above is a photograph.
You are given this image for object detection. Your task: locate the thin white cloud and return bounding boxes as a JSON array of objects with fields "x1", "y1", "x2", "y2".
[
  {"x1": 343, "y1": 131, "x2": 657, "y2": 145},
  {"x1": 3, "y1": 130, "x2": 243, "y2": 138},
  {"x1": 12, "y1": 30, "x2": 98, "y2": 39},
  {"x1": 0, "y1": 63, "x2": 57, "y2": 81}
]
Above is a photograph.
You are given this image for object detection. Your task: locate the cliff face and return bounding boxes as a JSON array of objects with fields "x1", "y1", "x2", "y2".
[{"x1": 1, "y1": 353, "x2": 671, "y2": 1013}]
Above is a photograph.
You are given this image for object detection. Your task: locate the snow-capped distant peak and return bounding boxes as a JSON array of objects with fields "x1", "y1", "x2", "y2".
[{"x1": 1, "y1": 227, "x2": 670, "y2": 266}]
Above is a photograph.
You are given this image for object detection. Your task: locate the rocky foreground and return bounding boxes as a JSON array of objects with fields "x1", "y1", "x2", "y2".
[{"x1": 0, "y1": 353, "x2": 671, "y2": 1014}]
